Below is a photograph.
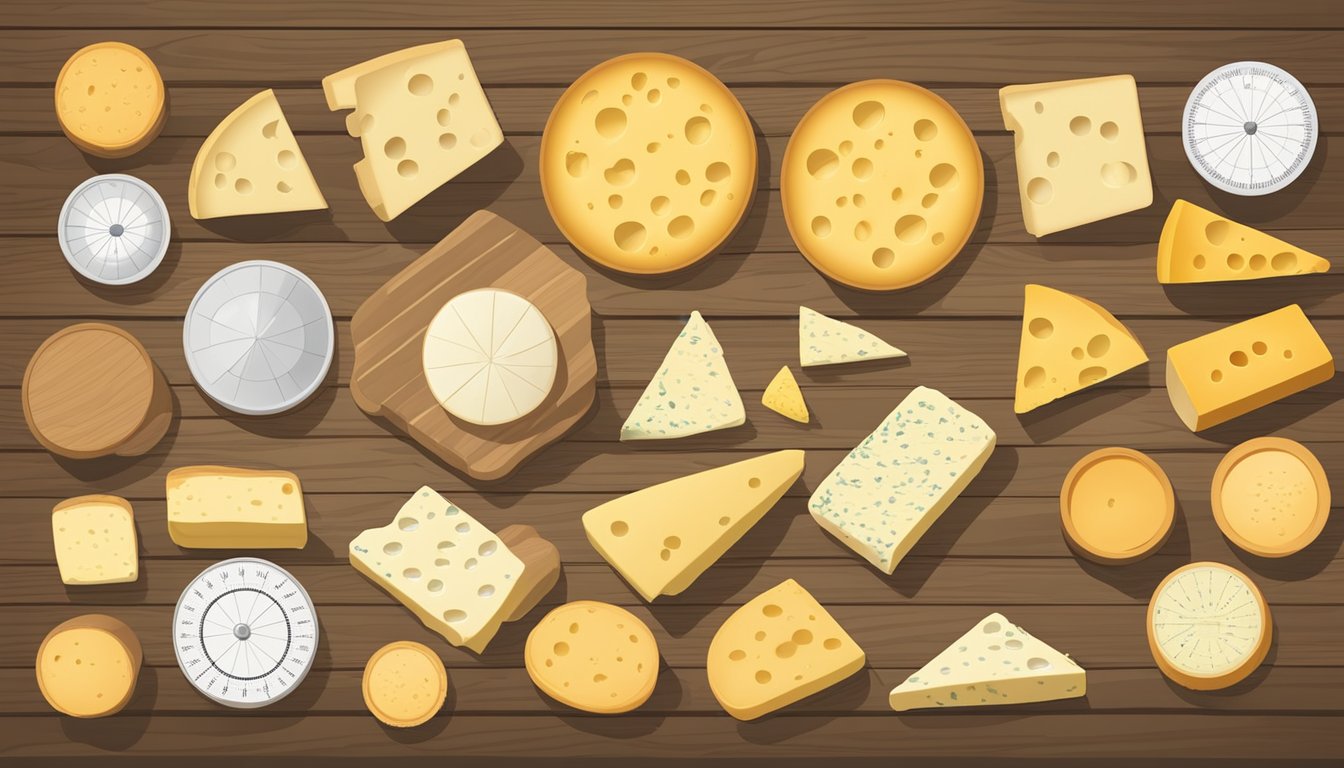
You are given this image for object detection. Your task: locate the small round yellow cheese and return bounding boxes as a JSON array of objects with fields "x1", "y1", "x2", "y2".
[
  {"x1": 36, "y1": 615, "x2": 141, "y2": 718},
  {"x1": 524, "y1": 601, "x2": 658, "y2": 714},
  {"x1": 361, "y1": 641, "x2": 448, "y2": 728},
  {"x1": 55, "y1": 42, "x2": 165, "y2": 158},
  {"x1": 1060, "y1": 447, "x2": 1174, "y2": 564},
  {"x1": 1212, "y1": 437, "x2": 1329, "y2": 557}
]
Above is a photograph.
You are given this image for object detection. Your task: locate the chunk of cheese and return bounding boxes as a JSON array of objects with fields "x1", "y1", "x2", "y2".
[
  {"x1": 323, "y1": 40, "x2": 503, "y2": 221},
  {"x1": 762, "y1": 366, "x2": 809, "y2": 423},
  {"x1": 583, "y1": 450, "x2": 805, "y2": 601},
  {"x1": 188, "y1": 90, "x2": 327, "y2": 219},
  {"x1": 51, "y1": 495, "x2": 138, "y2": 585},
  {"x1": 36, "y1": 615, "x2": 141, "y2": 718},
  {"x1": 1000, "y1": 75, "x2": 1152, "y2": 236},
  {"x1": 1148, "y1": 562, "x2": 1271, "y2": 690},
  {"x1": 800, "y1": 306, "x2": 905, "y2": 367},
  {"x1": 888, "y1": 613, "x2": 1086, "y2": 711},
  {"x1": 1157, "y1": 199, "x2": 1330, "y2": 284},
  {"x1": 525, "y1": 601, "x2": 660, "y2": 714},
  {"x1": 166, "y1": 466, "x2": 307, "y2": 549},
  {"x1": 349, "y1": 487, "x2": 526, "y2": 653},
  {"x1": 810, "y1": 386, "x2": 995, "y2": 574},
  {"x1": 707, "y1": 579, "x2": 865, "y2": 721},
  {"x1": 361, "y1": 641, "x2": 448, "y2": 728},
  {"x1": 55, "y1": 42, "x2": 165, "y2": 158},
  {"x1": 1166, "y1": 304, "x2": 1333, "y2": 431},
  {"x1": 1015, "y1": 284, "x2": 1148, "y2": 414},
  {"x1": 620, "y1": 310, "x2": 745, "y2": 440}
]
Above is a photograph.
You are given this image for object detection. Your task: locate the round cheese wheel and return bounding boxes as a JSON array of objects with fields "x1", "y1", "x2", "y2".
[
  {"x1": 362, "y1": 641, "x2": 448, "y2": 728},
  {"x1": 524, "y1": 601, "x2": 659, "y2": 714},
  {"x1": 55, "y1": 42, "x2": 165, "y2": 158},
  {"x1": 1147, "y1": 562, "x2": 1271, "y2": 691},
  {"x1": 1060, "y1": 447, "x2": 1174, "y2": 564},
  {"x1": 36, "y1": 614, "x2": 142, "y2": 718},
  {"x1": 422, "y1": 289, "x2": 558, "y2": 426},
  {"x1": 1212, "y1": 437, "x2": 1330, "y2": 557}
]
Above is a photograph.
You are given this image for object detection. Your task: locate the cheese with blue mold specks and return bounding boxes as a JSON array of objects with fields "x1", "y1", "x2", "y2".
[
  {"x1": 799, "y1": 306, "x2": 905, "y2": 367},
  {"x1": 620, "y1": 311, "x2": 744, "y2": 440}
]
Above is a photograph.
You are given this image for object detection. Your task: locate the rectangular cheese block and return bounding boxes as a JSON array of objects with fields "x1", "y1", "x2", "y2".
[
  {"x1": 1166, "y1": 304, "x2": 1334, "y2": 431},
  {"x1": 1000, "y1": 75, "x2": 1152, "y2": 236},
  {"x1": 809, "y1": 386, "x2": 995, "y2": 574},
  {"x1": 166, "y1": 466, "x2": 307, "y2": 549},
  {"x1": 51, "y1": 495, "x2": 138, "y2": 585}
]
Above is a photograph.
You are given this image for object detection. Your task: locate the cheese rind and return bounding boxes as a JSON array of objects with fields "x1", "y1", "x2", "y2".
[
  {"x1": 1000, "y1": 75, "x2": 1152, "y2": 236},
  {"x1": 620, "y1": 311, "x2": 745, "y2": 440},
  {"x1": 361, "y1": 641, "x2": 448, "y2": 727},
  {"x1": 188, "y1": 90, "x2": 327, "y2": 219},
  {"x1": 36, "y1": 614, "x2": 141, "y2": 718},
  {"x1": 52, "y1": 495, "x2": 138, "y2": 585},
  {"x1": 324, "y1": 40, "x2": 503, "y2": 221},
  {"x1": 707, "y1": 579, "x2": 865, "y2": 721},
  {"x1": 1015, "y1": 284, "x2": 1148, "y2": 414},
  {"x1": 525, "y1": 601, "x2": 659, "y2": 714},
  {"x1": 799, "y1": 307, "x2": 905, "y2": 367},
  {"x1": 809, "y1": 386, "x2": 995, "y2": 574},
  {"x1": 1157, "y1": 199, "x2": 1330, "y2": 284},
  {"x1": 1147, "y1": 562, "x2": 1271, "y2": 690},
  {"x1": 166, "y1": 466, "x2": 307, "y2": 549},
  {"x1": 1166, "y1": 304, "x2": 1333, "y2": 431},
  {"x1": 761, "y1": 367, "x2": 809, "y2": 423},
  {"x1": 889, "y1": 612, "x2": 1086, "y2": 711},
  {"x1": 55, "y1": 42, "x2": 165, "y2": 158},
  {"x1": 583, "y1": 450, "x2": 805, "y2": 601}
]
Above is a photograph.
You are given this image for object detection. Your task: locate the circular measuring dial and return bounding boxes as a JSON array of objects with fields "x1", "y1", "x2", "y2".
[
  {"x1": 173, "y1": 558, "x2": 319, "y2": 708},
  {"x1": 1183, "y1": 61, "x2": 1317, "y2": 196},
  {"x1": 58, "y1": 174, "x2": 170, "y2": 285}
]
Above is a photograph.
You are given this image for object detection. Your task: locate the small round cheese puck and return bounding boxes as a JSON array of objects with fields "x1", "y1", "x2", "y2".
[
  {"x1": 362, "y1": 641, "x2": 448, "y2": 728},
  {"x1": 1212, "y1": 437, "x2": 1329, "y2": 557},
  {"x1": 1147, "y1": 562, "x2": 1271, "y2": 690},
  {"x1": 1060, "y1": 447, "x2": 1174, "y2": 565}
]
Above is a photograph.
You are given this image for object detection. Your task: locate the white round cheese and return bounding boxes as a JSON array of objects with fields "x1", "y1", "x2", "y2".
[
  {"x1": 422, "y1": 289, "x2": 557, "y2": 426},
  {"x1": 1147, "y1": 562, "x2": 1271, "y2": 690}
]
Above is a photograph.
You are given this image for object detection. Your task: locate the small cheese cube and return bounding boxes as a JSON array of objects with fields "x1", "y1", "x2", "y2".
[{"x1": 51, "y1": 495, "x2": 138, "y2": 585}]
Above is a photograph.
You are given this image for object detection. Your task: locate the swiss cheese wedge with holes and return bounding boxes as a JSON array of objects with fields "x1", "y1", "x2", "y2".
[
  {"x1": 540, "y1": 53, "x2": 756, "y2": 274},
  {"x1": 189, "y1": 90, "x2": 327, "y2": 219},
  {"x1": 525, "y1": 601, "x2": 660, "y2": 714},
  {"x1": 783, "y1": 80, "x2": 983, "y2": 291},
  {"x1": 1015, "y1": 285, "x2": 1148, "y2": 414},
  {"x1": 55, "y1": 42, "x2": 165, "y2": 158},
  {"x1": 1157, "y1": 200, "x2": 1330, "y2": 284},
  {"x1": 708, "y1": 579, "x2": 865, "y2": 721}
]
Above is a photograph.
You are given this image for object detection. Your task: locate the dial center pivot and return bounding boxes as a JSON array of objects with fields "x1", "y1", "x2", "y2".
[{"x1": 233, "y1": 623, "x2": 252, "y2": 641}]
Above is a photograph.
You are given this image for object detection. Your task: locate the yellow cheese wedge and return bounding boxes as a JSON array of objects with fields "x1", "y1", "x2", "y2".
[
  {"x1": 1166, "y1": 304, "x2": 1333, "y2": 431},
  {"x1": 51, "y1": 495, "x2": 138, "y2": 585},
  {"x1": 36, "y1": 615, "x2": 141, "y2": 718},
  {"x1": 189, "y1": 90, "x2": 327, "y2": 219},
  {"x1": 582, "y1": 450, "x2": 805, "y2": 601},
  {"x1": 55, "y1": 42, "x2": 165, "y2": 158},
  {"x1": 362, "y1": 641, "x2": 448, "y2": 728},
  {"x1": 525, "y1": 601, "x2": 659, "y2": 714},
  {"x1": 762, "y1": 366, "x2": 809, "y2": 423},
  {"x1": 707, "y1": 579, "x2": 865, "y2": 720},
  {"x1": 1157, "y1": 200, "x2": 1329, "y2": 284},
  {"x1": 1015, "y1": 285, "x2": 1148, "y2": 414},
  {"x1": 166, "y1": 466, "x2": 307, "y2": 549}
]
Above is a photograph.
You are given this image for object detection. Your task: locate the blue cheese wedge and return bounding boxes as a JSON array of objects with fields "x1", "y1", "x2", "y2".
[
  {"x1": 800, "y1": 306, "x2": 906, "y2": 367},
  {"x1": 620, "y1": 311, "x2": 745, "y2": 440},
  {"x1": 809, "y1": 386, "x2": 995, "y2": 573},
  {"x1": 889, "y1": 612, "x2": 1085, "y2": 711}
]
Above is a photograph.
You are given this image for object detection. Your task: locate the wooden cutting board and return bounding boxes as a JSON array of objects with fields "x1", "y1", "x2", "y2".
[{"x1": 350, "y1": 211, "x2": 597, "y2": 481}]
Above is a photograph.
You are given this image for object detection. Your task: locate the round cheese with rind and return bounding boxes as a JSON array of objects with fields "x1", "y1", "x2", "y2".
[
  {"x1": 36, "y1": 614, "x2": 142, "y2": 718},
  {"x1": 55, "y1": 42, "x2": 165, "y2": 158},
  {"x1": 1147, "y1": 562, "x2": 1271, "y2": 690},
  {"x1": 362, "y1": 641, "x2": 448, "y2": 728},
  {"x1": 524, "y1": 601, "x2": 658, "y2": 714}
]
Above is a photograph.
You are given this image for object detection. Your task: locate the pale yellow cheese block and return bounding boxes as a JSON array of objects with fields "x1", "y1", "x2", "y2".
[
  {"x1": 783, "y1": 80, "x2": 983, "y2": 290},
  {"x1": 166, "y1": 466, "x2": 307, "y2": 549},
  {"x1": 707, "y1": 579, "x2": 865, "y2": 720},
  {"x1": 1015, "y1": 284, "x2": 1148, "y2": 414},
  {"x1": 761, "y1": 366, "x2": 809, "y2": 423},
  {"x1": 525, "y1": 601, "x2": 659, "y2": 714},
  {"x1": 51, "y1": 495, "x2": 138, "y2": 585},
  {"x1": 362, "y1": 641, "x2": 448, "y2": 728},
  {"x1": 55, "y1": 42, "x2": 165, "y2": 158},
  {"x1": 540, "y1": 53, "x2": 756, "y2": 274},
  {"x1": 1166, "y1": 305, "x2": 1333, "y2": 431},
  {"x1": 1157, "y1": 199, "x2": 1330, "y2": 284},
  {"x1": 36, "y1": 615, "x2": 141, "y2": 718},
  {"x1": 1000, "y1": 75, "x2": 1152, "y2": 236}
]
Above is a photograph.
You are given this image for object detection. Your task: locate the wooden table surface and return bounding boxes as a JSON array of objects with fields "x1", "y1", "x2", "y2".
[{"x1": 3, "y1": 1, "x2": 1342, "y2": 764}]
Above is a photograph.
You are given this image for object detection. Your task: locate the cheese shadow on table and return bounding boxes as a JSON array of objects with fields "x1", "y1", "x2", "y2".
[
  {"x1": 1226, "y1": 505, "x2": 1344, "y2": 582},
  {"x1": 50, "y1": 388, "x2": 181, "y2": 485},
  {"x1": 1162, "y1": 278, "x2": 1344, "y2": 320},
  {"x1": 735, "y1": 669, "x2": 872, "y2": 743},
  {"x1": 380, "y1": 141, "x2": 525, "y2": 244},
  {"x1": 1073, "y1": 502, "x2": 1193, "y2": 601},
  {"x1": 544, "y1": 675, "x2": 675, "y2": 738},
  {"x1": 66, "y1": 241, "x2": 185, "y2": 303},
  {"x1": 1194, "y1": 376, "x2": 1344, "y2": 448},
  {"x1": 1016, "y1": 368, "x2": 1148, "y2": 444},
  {"x1": 59, "y1": 666, "x2": 155, "y2": 749}
]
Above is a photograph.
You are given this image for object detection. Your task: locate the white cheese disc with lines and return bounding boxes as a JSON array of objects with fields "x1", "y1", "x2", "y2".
[{"x1": 1148, "y1": 562, "x2": 1270, "y2": 688}]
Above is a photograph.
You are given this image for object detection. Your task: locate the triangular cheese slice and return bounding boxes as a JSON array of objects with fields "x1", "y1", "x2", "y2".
[
  {"x1": 620, "y1": 311, "x2": 745, "y2": 440},
  {"x1": 189, "y1": 90, "x2": 327, "y2": 219},
  {"x1": 708, "y1": 579, "x2": 865, "y2": 720},
  {"x1": 582, "y1": 450, "x2": 805, "y2": 601},
  {"x1": 762, "y1": 366, "x2": 809, "y2": 423},
  {"x1": 1014, "y1": 285, "x2": 1147, "y2": 414},
  {"x1": 889, "y1": 612, "x2": 1085, "y2": 711},
  {"x1": 1157, "y1": 200, "x2": 1329, "y2": 284},
  {"x1": 800, "y1": 306, "x2": 905, "y2": 367}
]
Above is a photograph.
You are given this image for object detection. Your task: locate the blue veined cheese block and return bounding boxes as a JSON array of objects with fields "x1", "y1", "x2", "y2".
[{"x1": 620, "y1": 311, "x2": 745, "y2": 440}]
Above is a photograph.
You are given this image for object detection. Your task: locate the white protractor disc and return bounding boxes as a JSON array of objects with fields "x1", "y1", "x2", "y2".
[
  {"x1": 173, "y1": 558, "x2": 319, "y2": 709},
  {"x1": 1183, "y1": 61, "x2": 1317, "y2": 196},
  {"x1": 57, "y1": 173, "x2": 170, "y2": 285}
]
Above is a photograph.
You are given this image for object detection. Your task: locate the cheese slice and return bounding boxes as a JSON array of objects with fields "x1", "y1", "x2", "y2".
[
  {"x1": 762, "y1": 366, "x2": 809, "y2": 423},
  {"x1": 188, "y1": 90, "x2": 327, "y2": 219},
  {"x1": 525, "y1": 601, "x2": 660, "y2": 714},
  {"x1": 707, "y1": 579, "x2": 865, "y2": 721},
  {"x1": 36, "y1": 615, "x2": 141, "y2": 718},
  {"x1": 166, "y1": 466, "x2": 307, "y2": 549},
  {"x1": 323, "y1": 40, "x2": 504, "y2": 221},
  {"x1": 1166, "y1": 304, "x2": 1333, "y2": 431},
  {"x1": 810, "y1": 386, "x2": 995, "y2": 574},
  {"x1": 583, "y1": 450, "x2": 805, "y2": 601},
  {"x1": 620, "y1": 311, "x2": 745, "y2": 440},
  {"x1": 1157, "y1": 199, "x2": 1330, "y2": 284},
  {"x1": 1148, "y1": 562, "x2": 1271, "y2": 690},
  {"x1": 888, "y1": 613, "x2": 1086, "y2": 711},
  {"x1": 799, "y1": 306, "x2": 905, "y2": 367},
  {"x1": 51, "y1": 495, "x2": 138, "y2": 585},
  {"x1": 55, "y1": 42, "x2": 165, "y2": 158},
  {"x1": 1000, "y1": 75, "x2": 1152, "y2": 236},
  {"x1": 361, "y1": 641, "x2": 448, "y2": 727},
  {"x1": 1015, "y1": 284, "x2": 1148, "y2": 413}
]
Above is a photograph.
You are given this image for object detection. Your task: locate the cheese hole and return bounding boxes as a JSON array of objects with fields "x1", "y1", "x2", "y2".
[
  {"x1": 718, "y1": 516, "x2": 731, "y2": 526},
  {"x1": 824, "y1": 638, "x2": 842, "y2": 650},
  {"x1": 664, "y1": 536, "x2": 682, "y2": 550},
  {"x1": 610, "y1": 521, "x2": 629, "y2": 537},
  {"x1": 667, "y1": 77, "x2": 680, "y2": 88},
  {"x1": 479, "y1": 541, "x2": 497, "y2": 557},
  {"x1": 932, "y1": 232, "x2": 945, "y2": 246},
  {"x1": 875, "y1": 139, "x2": 885, "y2": 149},
  {"x1": 582, "y1": 89, "x2": 599, "y2": 104},
  {"x1": 1079, "y1": 366, "x2": 1108, "y2": 385},
  {"x1": 839, "y1": 140, "x2": 853, "y2": 155},
  {"x1": 793, "y1": 629, "x2": 813, "y2": 645},
  {"x1": 564, "y1": 151, "x2": 589, "y2": 178},
  {"x1": 427, "y1": 579, "x2": 443, "y2": 593},
  {"x1": 1193, "y1": 254, "x2": 1207, "y2": 269},
  {"x1": 1100, "y1": 121, "x2": 1119, "y2": 141},
  {"x1": 614, "y1": 222, "x2": 646, "y2": 252},
  {"x1": 645, "y1": 142, "x2": 661, "y2": 154},
  {"x1": 464, "y1": 558, "x2": 479, "y2": 571},
  {"x1": 408, "y1": 74, "x2": 433, "y2": 96},
  {"x1": 668, "y1": 215, "x2": 695, "y2": 239},
  {"x1": 1230, "y1": 350, "x2": 1249, "y2": 367},
  {"x1": 913, "y1": 119, "x2": 937, "y2": 141},
  {"x1": 455, "y1": 522, "x2": 470, "y2": 534},
  {"x1": 397, "y1": 159, "x2": 418, "y2": 178},
  {"x1": 1027, "y1": 176, "x2": 1053, "y2": 205},
  {"x1": 895, "y1": 214, "x2": 927, "y2": 243},
  {"x1": 383, "y1": 542, "x2": 402, "y2": 556},
  {"x1": 1034, "y1": 101, "x2": 1044, "y2": 114},
  {"x1": 604, "y1": 158, "x2": 636, "y2": 186},
  {"x1": 1069, "y1": 116, "x2": 1091, "y2": 135},
  {"x1": 1227, "y1": 252, "x2": 1245, "y2": 270},
  {"x1": 215, "y1": 152, "x2": 236, "y2": 172},
  {"x1": 1046, "y1": 152, "x2": 1060, "y2": 168},
  {"x1": 775, "y1": 642, "x2": 796, "y2": 658},
  {"x1": 437, "y1": 109, "x2": 450, "y2": 126},
  {"x1": 214, "y1": 173, "x2": 227, "y2": 189},
  {"x1": 622, "y1": 94, "x2": 632, "y2": 106},
  {"x1": 755, "y1": 631, "x2": 766, "y2": 641},
  {"x1": 1023, "y1": 366, "x2": 1047, "y2": 389},
  {"x1": 983, "y1": 621, "x2": 1002, "y2": 634},
  {"x1": 443, "y1": 609, "x2": 468, "y2": 623},
  {"x1": 1087, "y1": 334, "x2": 1110, "y2": 357},
  {"x1": 609, "y1": 194, "x2": 623, "y2": 209},
  {"x1": 755, "y1": 670, "x2": 772, "y2": 684},
  {"x1": 659, "y1": 548, "x2": 671, "y2": 561},
  {"x1": 1028, "y1": 317, "x2": 1053, "y2": 339},
  {"x1": 872, "y1": 247, "x2": 895, "y2": 268},
  {"x1": 567, "y1": 622, "x2": 580, "y2": 634},
  {"x1": 676, "y1": 169, "x2": 691, "y2": 185},
  {"x1": 235, "y1": 178, "x2": 253, "y2": 195},
  {"x1": 647, "y1": 88, "x2": 661, "y2": 104},
  {"x1": 807, "y1": 148, "x2": 840, "y2": 179},
  {"x1": 729, "y1": 649, "x2": 745, "y2": 661},
  {"x1": 706, "y1": 162, "x2": 731, "y2": 183},
  {"x1": 1100, "y1": 161, "x2": 1137, "y2": 188},
  {"x1": 1005, "y1": 639, "x2": 1024, "y2": 650},
  {"x1": 748, "y1": 477, "x2": 762, "y2": 489},
  {"x1": 1253, "y1": 341, "x2": 1268, "y2": 355},
  {"x1": 631, "y1": 72, "x2": 647, "y2": 90},
  {"x1": 1285, "y1": 349, "x2": 1294, "y2": 359},
  {"x1": 439, "y1": 133, "x2": 457, "y2": 150},
  {"x1": 921, "y1": 193, "x2": 938, "y2": 209},
  {"x1": 685, "y1": 116, "x2": 711, "y2": 145},
  {"x1": 434, "y1": 558, "x2": 450, "y2": 567},
  {"x1": 852, "y1": 157, "x2": 874, "y2": 179},
  {"x1": 1205, "y1": 220, "x2": 1230, "y2": 245},
  {"x1": 403, "y1": 568, "x2": 421, "y2": 580},
  {"x1": 929, "y1": 163, "x2": 958, "y2": 189},
  {"x1": 762, "y1": 604, "x2": 782, "y2": 618},
  {"x1": 1249, "y1": 253, "x2": 1267, "y2": 270},
  {"x1": 595, "y1": 108, "x2": 627, "y2": 140},
  {"x1": 554, "y1": 641, "x2": 569, "y2": 656},
  {"x1": 260, "y1": 119, "x2": 280, "y2": 138},
  {"x1": 1027, "y1": 657, "x2": 1052, "y2": 671},
  {"x1": 853, "y1": 100, "x2": 885, "y2": 129},
  {"x1": 630, "y1": 634, "x2": 640, "y2": 643},
  {"x1": 593, "y1": 673, "x2": 607, "y2": 683},
  {"x1": 399, "y1": 517, "x2": 419, "y2": 532},
  {"x1": 651, "y1": 196, "x2": 671, "y2": 216},
  {"x1": 277, "y1": 181, "x2": 292, "y2": 193},
  {"x1": 437, "y1": 539, "x2": 456, "y2": 552},
  {"x1": 1211, "y1": 369, "x2": 1223, "y2": 383},
  {"x1": 478, "y1": 584, "x2": 495, "y2": 598},
  {"x1": 383, "y1": 137, "x2": 406, "y2": 159},
  {"x1": 1266, "y1": 250, "x2": 1299, "y2": 271},
  {"x1": 852, "y1": 193, "x2": 866, "y2": 207},
  {"x1": 854, "y1": 220, "x2": 871, "y2": 241}
]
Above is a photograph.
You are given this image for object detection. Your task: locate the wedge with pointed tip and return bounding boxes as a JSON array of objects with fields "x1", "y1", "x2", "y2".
[
  {"x1": 620, "y1": 311, "x2": 744, "y2": 440},
  {"x1": 800, "y1": 306, "x2": 905, "y2": 367},
  {"x1": 1158, "y1": 200, "x2": 1329, "y2": 284},
  {"x1": 762, "y1": 366, "x2": 809, "y2": 423}
]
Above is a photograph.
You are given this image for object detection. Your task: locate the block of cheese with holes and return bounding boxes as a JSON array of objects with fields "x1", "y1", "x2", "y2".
[
  {"x1": 189, "y1": 90, "x2": 327, "y2": 219},
  {"x1": 323, "y1": 40, "x2": 503, "y2": 221},
  {"x1": 1157, "y1": 200, "x2": 1330, "y2": 284},
  {"x1": 166, "y1": 466, "x2": 307, "y2": 549},
  {"x1": 621, "y1": 310, "x2": 745, "y2": 440},
  {"x1": 349, "y1": 487, "x2": 560, "y2": 653},
  {"x1": 1166, "y1": 305, "x2": 1333, "y2": 431},
  {"x1": 707, "y1": 579, "x2": 865, "y2": 720},
  {"x1": 583, "y1": 450, "x2": 805, "y2": 601},
  {"x1": 52, "y1": 495, "x2": 138, "y2": 585},
  {"x1": 1015, "y1": 285, "x2": 1148, "y2": 414},
  {"x1": 1000, "y1": 75, "x2": 1152, "y2": 236}
]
